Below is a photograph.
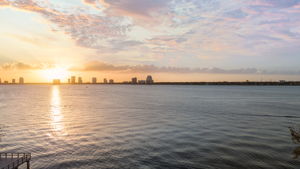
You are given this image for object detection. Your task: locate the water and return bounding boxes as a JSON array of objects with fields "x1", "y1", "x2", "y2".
[{"x1": 0, "y1": 85, "x2": 300, "y2": 169}]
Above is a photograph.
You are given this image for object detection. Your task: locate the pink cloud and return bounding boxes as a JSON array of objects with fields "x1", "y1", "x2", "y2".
[
  {"x1": 100, "y1": 0, "x2": 170, "y2": 17},
  {"x1": 247, "y1": 0, "x2": 273, "y2": 7},
  {"x1": 0, "y1": 0, "x2": 9, "y2": 6},
  {"x1": 0, "y1": 0, "x2": 129, "y2": 49}
]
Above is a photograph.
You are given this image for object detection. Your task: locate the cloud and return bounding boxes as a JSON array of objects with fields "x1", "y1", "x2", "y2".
[
  {"x1": 71, "y1": 61, "x2": 128, "y2": 71},
  {"x1": 100, "y1": 0, "x2": 171, "y2": 18},
  {"x1": 0, "y1": 0, "x2": 9, "y2": 6},
  {"x1": 70, "y1": 61, "x2": 300, "y2": 75},
  {"x1": 1, "y1": 0, "x2": 300, "y2": 69},
  {"x1": 263, "y1": 0, "x2": 300, "y2": 8},
  {"x1": 224, "y1": 9, "x2": 248, "y2": 19},
  {"x1": 0, "y1": 62, "x2": 47, "y2": 70},
  {"x1": 108, "y1": 40, "x2": 144, "y2": 51},
  {"x1": 0, "y1": 0, "x2": 130, "y2": 49}
]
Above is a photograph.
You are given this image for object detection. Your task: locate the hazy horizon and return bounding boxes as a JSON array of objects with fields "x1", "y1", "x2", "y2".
[{"x1": 1, "y1": 72, "x2": 300, "y2": 84}]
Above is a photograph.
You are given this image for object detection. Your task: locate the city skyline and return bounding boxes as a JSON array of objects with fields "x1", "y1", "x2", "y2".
[
  {"x1": 0, "y1": 75, "x2": 155, "y2": 84},
  {"x1": 1, "y1": 0, "x2": 300, "y2": 82},
  {"x1": 1, "y1": 75, "x2": 300, "y2": 85}
]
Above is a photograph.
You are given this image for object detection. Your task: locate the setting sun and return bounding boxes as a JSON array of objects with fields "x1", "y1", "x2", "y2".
[{"x1": 40, "y1": 67, "x2": 70, "y2": 82}]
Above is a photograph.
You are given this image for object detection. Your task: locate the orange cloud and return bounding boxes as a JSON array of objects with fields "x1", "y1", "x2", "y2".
[
  {"x1": 0, "y1": 62, "x2": 51, "y2": 70},
  {"x1": 68, "y1": 61, "x2": 300, "y2": 75}
]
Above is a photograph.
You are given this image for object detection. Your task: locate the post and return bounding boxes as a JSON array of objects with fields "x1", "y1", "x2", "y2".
[{"x1": 27, "y1": 161, "x2": 30, "y2": 169}]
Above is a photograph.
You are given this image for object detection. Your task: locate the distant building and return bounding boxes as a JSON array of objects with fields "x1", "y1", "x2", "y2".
[
  {"x1": 4, "y1": 81, "x2": 8, "y2": 84},
  {"x1": 146, "y1": 75, "x2": 154, "y2": 84},
  {"x1": 109, "y1": 79, "x2": 114, "y2": 84},
  {"x1": 12, "y1": 79, "x2": 16, "y2": 84},
  {"x1": 92, "y1": 77, "x2": 97, "y2": 84},
  {"x1": 19, "y1": 77, "x2": 24, "y2": 84},
  {"x1": 78, "y1": 77, "x2": 83, "y2": 84},
  {"x1": 68, "y1": 78, "x2": 70, "y2": 84},
  {"x1": 53, "y1": 79, "x2": 60, "y2": 84},
  {"x1": 279, "y1": 80, "x2": 286, "y2": 83},
  {"x1": 71, "y1": 76, "x2": 76, "y2": 84},
  {"x1": 131, "y1": 77, "x2": 137, "y2": 84},
  {"x1": 0, "y1": 78, "x2": 1, "y2": 84},
  {"x1": 138, "y1": 80, "x2": 146, "y2": 84},
  {"x1": 103, "y1": 78, "x2": 108, "y2": 84}
]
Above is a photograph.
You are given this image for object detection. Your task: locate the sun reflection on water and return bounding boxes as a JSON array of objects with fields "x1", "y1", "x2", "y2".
[{"x1": 50, "y1": 85, "x2": 67, "y2": 136}]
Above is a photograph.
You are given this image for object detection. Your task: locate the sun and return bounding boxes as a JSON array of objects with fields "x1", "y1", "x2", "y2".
[{"x1": 40, "y1": 67, "x2": 70, "y2": 82}]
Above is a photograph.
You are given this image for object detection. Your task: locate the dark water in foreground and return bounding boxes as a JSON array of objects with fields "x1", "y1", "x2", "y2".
[{"x1": 0, "y1": 85, "x2": 300, "y2": 169}]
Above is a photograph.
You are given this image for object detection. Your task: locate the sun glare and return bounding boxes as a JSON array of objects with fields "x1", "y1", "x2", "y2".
[{"x1": 41, "y1": 67, "x2": 70, "y2": 82}]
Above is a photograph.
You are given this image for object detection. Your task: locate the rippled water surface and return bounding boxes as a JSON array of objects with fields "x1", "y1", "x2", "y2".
[{"x1": 1, "y1": 85, "x2": 300, "y2": 169}]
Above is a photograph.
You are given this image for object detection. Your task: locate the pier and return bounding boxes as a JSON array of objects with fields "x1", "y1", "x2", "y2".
[{"x1": 0, "y1": 153, "x2": 31, "y2": 169}]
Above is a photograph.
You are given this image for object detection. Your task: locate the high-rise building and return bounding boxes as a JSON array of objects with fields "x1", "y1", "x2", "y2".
[
  {"x1": 146, "y1": 75, "x2": 154, "y2": 84},
  {"x1": 12, "y1": 79, "x2": 16, "y2": 84},
  {"x1": 71, "y1": 76, "x2": 76, "y2": 84},
  {"x1": 131, "y1": 77, "x2": 137, "y2": 84},
  {"x1": 19, "y1": 77, "x2": 24, "y2": 84},
  {"x1": 78, "y1": 77, "x2": 83, "y2": 84},
  {"x1": 109, "y1": 79, "x2": 114, "y2": 84},
  {"x1": 103, "y1": 78, "x2": 108, "y2": 84},
  {"x1": 53, "y1": 79, "x2": 60, "y2": 84},
  {"x1": 92, "y1": 77, "x2": 97, "y2": 84}
]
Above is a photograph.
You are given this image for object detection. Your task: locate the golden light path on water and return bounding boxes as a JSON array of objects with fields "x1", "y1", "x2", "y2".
[{"x1": 49, "y1": 85, "x2": 67, "y2": 137}]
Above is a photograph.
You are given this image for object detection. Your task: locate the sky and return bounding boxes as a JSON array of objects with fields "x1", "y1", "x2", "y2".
[{"x1": 0, "y1": 0, "x2": 300, "y2": 83}]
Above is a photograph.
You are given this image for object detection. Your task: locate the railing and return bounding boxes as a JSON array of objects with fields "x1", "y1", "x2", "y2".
[{"x1": 0, "y1": 153, "x2": 31, "y2": 169}]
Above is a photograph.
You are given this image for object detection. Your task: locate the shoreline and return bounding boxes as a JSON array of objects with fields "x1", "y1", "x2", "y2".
[{"x1": 1, "y1": 81, "x2": 300, "y2": 86}]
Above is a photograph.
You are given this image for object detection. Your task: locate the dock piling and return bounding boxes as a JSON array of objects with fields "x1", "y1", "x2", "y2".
[{"x1": 0, "y1": 152, "x2": 31, "y2": 169}]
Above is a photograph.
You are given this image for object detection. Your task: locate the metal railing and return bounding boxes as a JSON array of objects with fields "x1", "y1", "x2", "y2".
[{"x1": 0, "y1": 153, "x2": 31, "y2": 169}]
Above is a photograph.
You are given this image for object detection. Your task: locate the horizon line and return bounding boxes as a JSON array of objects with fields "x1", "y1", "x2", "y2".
[{"x1": 1, "y1": 81, "x2": 300, "y2": 85}]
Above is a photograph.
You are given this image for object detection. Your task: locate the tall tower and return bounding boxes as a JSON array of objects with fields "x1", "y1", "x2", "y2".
[
  {"x1": 131, "y1": 77, "x2": 137, "y2": 84},
  {"x1": 19, "y1": 77, "x2": 24, "y2": 84},
  {"x1": 71, "y1": 76, "x2": 76, "y2": 84},
  {"x1": 146, "y1": 75, "x2": 154, "y2": 84},
  {"x1": 92, "y1": 77, "x2": 97, "y2": 84},
  {"x1": 78, "y1": 77, "x2": 83, "y2": 84}
]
